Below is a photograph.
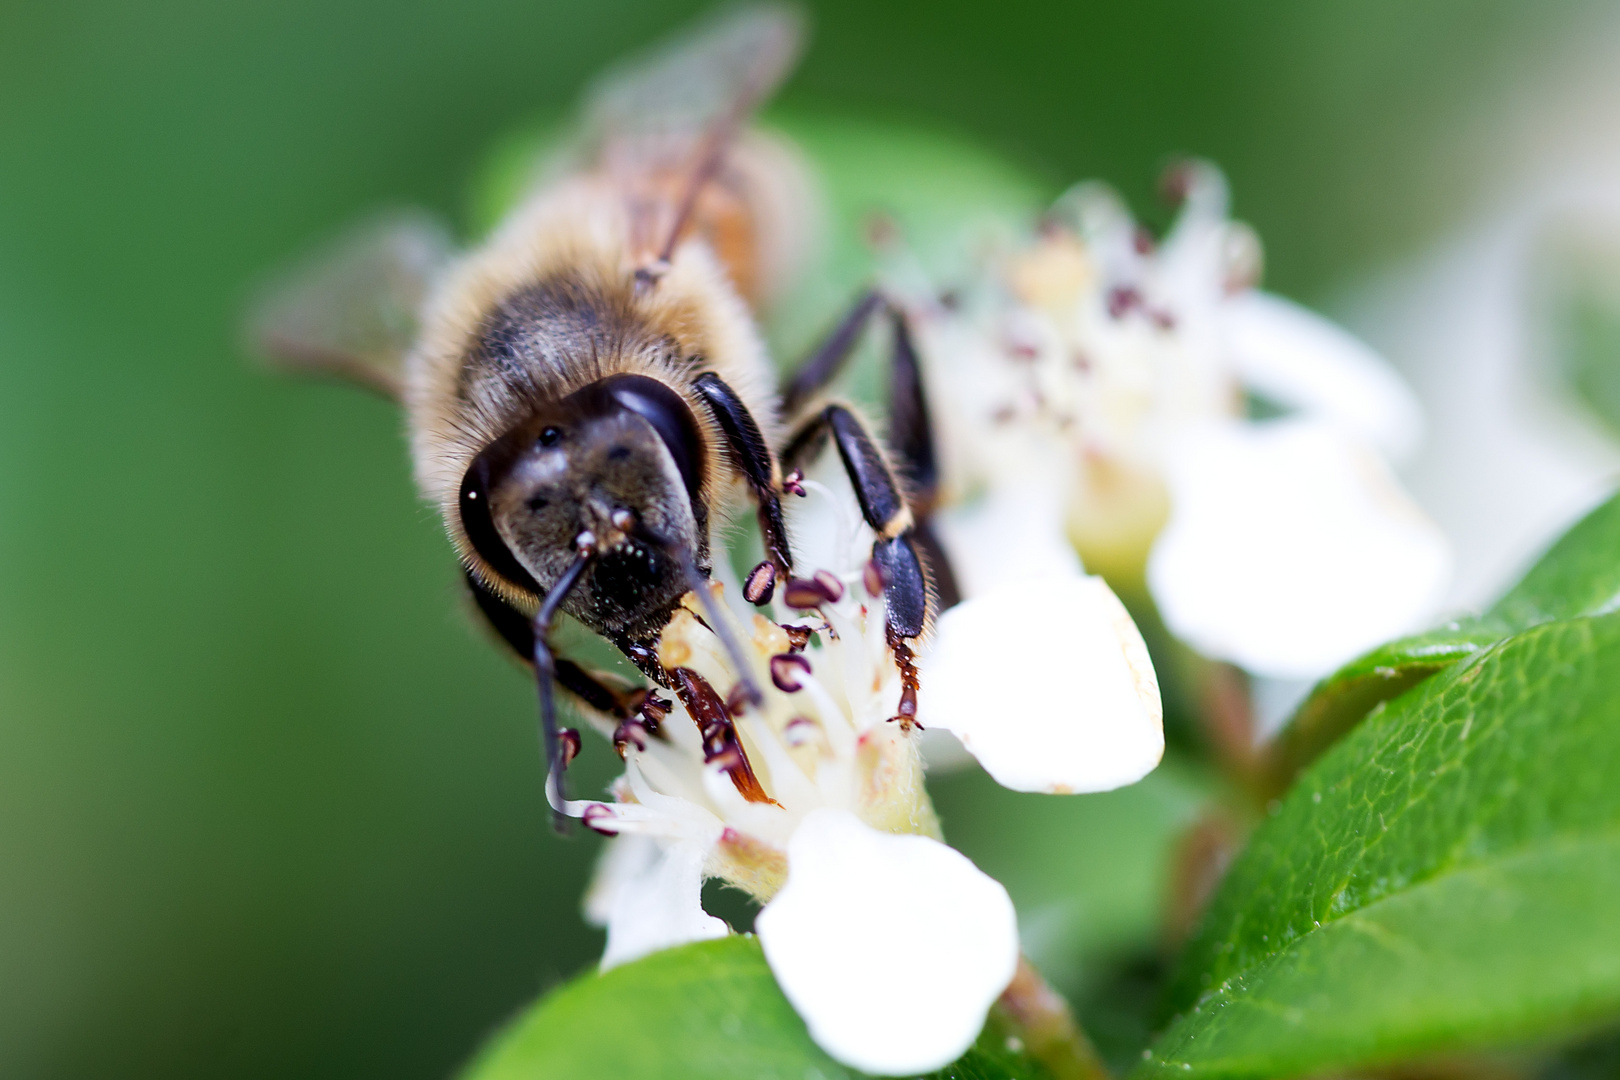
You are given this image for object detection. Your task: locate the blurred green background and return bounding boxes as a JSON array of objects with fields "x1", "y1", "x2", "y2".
[{"x1": 0, "y1": 1, "x2": 1607, "y2": 1077}]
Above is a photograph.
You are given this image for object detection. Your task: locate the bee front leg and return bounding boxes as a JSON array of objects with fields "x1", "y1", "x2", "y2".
[
  {"x1": 464, "y1": 568, "x2": 640, "y2": 720},
  {"x1": 691, "y1": 371, "x2": 795, "y2": 604}
]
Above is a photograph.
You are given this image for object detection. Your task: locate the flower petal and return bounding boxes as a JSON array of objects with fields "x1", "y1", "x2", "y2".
[
  {"x1": 592, "y1": 835, "x2": 727, "y2": 971},
  {"x1": 755, "y1": 809, "x2": 1019, "y2": 1075},
  {"x1": 917, "y1": 573, "x2": 1163, "y2": 793},
  {"x1": 1148, "y1": 418, "x2": 1452, "y2": 680},
  {"x1": 1226, "y1": 290, "x2": 1424, "y2": 461}
]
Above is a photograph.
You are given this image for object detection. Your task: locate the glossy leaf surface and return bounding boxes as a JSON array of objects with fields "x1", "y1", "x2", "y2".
[
  {"x1": 1267, "y1": 490, "x2": 1620, "y2": 790},
  {"x1": 1140, "y1": 613, "x2": 1620, "y2": 1079},
  {"x1": 460, "y1": 935, "x2": 1049, "y2": 1080}
]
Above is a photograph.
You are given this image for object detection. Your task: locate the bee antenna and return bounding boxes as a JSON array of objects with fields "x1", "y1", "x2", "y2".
[{"x1": 534, "y1": 546, "x2": 594, "y2": 832}]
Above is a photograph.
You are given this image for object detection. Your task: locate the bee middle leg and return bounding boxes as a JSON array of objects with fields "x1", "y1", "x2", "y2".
[
  {"x1": 782, "y1": 405, "x2": 931, "y2": 636},
  {"x1": 781, "y1": 290, "x2": 963, "y2": 609},
  {"x1": 782, "y1": 403, "x2": 929, "y2": 727}
]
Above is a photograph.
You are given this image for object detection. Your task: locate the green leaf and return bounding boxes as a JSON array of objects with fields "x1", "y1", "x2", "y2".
[
  {"x1": 1490, "y1": 491, "x2": 1620, "y2": 627},
  {"x1": 1267, "y1": 490, "x2": 1620, "y2": 791},
  {"x1": 1137, "y1": 612, "x2": 1620, "y2": 1080},
  {"x1": 460, "y1": 935, "x2": 1051, "y2": 1080},
  {"x1": 1259, "y1": 619, "x2": 1506, "y2": 797}
]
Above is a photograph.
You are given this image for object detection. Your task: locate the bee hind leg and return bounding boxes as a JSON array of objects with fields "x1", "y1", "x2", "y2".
[
  {"x1": 882, "y1": 304, "x2": 962, "y2": 610},
  {"x1": 780, "y1": 288, "x2": 886, "y2": 417}
]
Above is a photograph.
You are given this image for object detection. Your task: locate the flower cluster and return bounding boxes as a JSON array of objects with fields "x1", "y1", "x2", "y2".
[
  {"x1": 559, "y1": 468, "x2": 1163, "y2": 1075},
  {"x1": 892, "y1": 162, "x2": 1452, "y2": 683}
]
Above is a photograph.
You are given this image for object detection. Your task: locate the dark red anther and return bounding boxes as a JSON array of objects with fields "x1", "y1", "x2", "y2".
[
  {"x1": 1150, "y1": 308, "x2": 1177, "y2": 331},
  {"x1": 744, "y1": 560, "x2": 778, "y2": 605},
  {"x1": 725, "y1": 682, "x2": 754, "y2": 716},
  {"x1": 782, "y1": 468, "x2": 806, "y2": 497},
  {"x1": 863, "y1": 559, "x2": 885, "y2": 598},
  {"x1": 613, "y1": 718, "x2": 649, "y2": 758},
  {"x1": 1133, "y1": 227, "x2": 1156, "y2": 255},
  {"x1": 581, "y1": 803, "x2": 619, "y2": 836},
  {"x1": 783, "y1": 576, "x2": 838, "y2": 609},
  {"x1": 781, "y1": 624, "x2": 813, "y2": 652},
  {"x1": 636, "y1": 691, "x2": 670, "y2": 735},
  {"x1": 813, "y1": 570, "x2": 845, "y2": 602},
  {"x1": 559, "y1": 727, "x2": 582, "y2": 768},
  {"x1": 1107, "y1": 286, "x2": 1142, "y2": 319},
  {"x1": 771, "y1": 652, "x2": 812, "y2": 692}
]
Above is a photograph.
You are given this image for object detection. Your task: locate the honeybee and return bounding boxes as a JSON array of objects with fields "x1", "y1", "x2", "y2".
[{"x1": 251, "y1": 5, "x2": 957, "y2": 818}]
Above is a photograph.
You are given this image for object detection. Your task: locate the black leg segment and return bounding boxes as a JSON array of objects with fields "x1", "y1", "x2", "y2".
[
  {"x1": 691, "y1": 371, "x2": 794, "y2": 597},
  {"x1": 885, "y1": 307, "x2": 939, "y2": 503},
  {"x1": 464, "y1": 569, "x2": 635, "y2": 719},
  {"x1": 827, "y1": 407, "x2": 910, "y2": 539},
  {"x1": 781, "y1": 291, "x2": 964, "y2": 611},
  {"x1": 781, "y1": 288, "x2": 885, "y2": 417},
  {"x1": 785, "y1": 404, "x2": 929, "y2": 640},
  {"x1": 884, "y1": 306, "x2": 962, "y2": 609}
]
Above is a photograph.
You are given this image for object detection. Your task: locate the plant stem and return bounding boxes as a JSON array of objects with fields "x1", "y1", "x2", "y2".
[{"x1": 997, "y1": 955, "x2": 1112, "y2": 1080}]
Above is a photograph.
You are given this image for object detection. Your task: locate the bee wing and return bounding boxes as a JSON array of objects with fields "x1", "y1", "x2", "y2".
[
  {"x1": 247, "y1": 209, "x2": 455, "y2": 401},
  {"x1": 578, "y1": 3, "x2": 805, "y2": 261},
  {"x1": 582, "y1": 3, "x2": 804, "y2": 168}
]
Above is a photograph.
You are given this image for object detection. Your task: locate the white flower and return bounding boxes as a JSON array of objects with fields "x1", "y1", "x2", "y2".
[
  {"x1": 558, "y1": 470, "x2": 1163, "y2": 1075},
  {"x1": 899, "y1": 161, "x2": 1451, "y2": 682},
  {"x1": 1148, "y1": 419, "x2": 1450, "y2": 680},
  {"x1": 1343, "y1": 181, "x2": 1620, "y2": 611},
  {"x1": 1327, "y1": 13, "x2": 1620, "y2": 612}
]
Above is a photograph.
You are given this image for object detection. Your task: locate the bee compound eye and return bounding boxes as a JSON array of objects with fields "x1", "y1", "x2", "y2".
[{"x1": 538, "y1": 426, "x2": 563, "y2": 447}]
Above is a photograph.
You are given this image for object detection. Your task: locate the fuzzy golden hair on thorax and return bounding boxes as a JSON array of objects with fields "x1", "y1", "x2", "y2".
[{"x1": 405, "y1": 177, "x2": 779, "y2": 606}]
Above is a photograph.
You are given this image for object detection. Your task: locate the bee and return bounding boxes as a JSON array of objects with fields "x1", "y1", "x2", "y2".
[{"x1": 250, "y1": 4, "x2": 958, "y2": 818}]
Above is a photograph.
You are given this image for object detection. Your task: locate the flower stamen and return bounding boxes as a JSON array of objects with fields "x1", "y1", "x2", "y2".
[{"x1": 771, "y1": 652, "x2": 812, "y2": 692}]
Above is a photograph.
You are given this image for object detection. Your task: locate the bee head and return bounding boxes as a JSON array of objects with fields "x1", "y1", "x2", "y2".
[{"x1": 459, "y1": 374, "x2": 709, "y2": 636}]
